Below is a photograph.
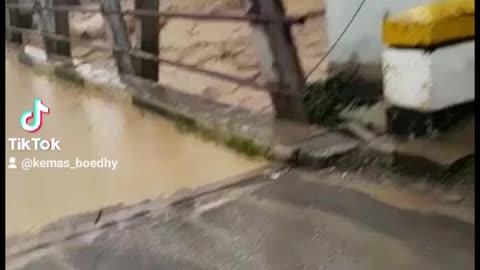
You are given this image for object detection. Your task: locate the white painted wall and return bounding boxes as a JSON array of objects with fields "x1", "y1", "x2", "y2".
[
  {"x1": 325, "y1": 0, "x2": 432, "y2": 65},
  {"x1": 326, "y1": 0, "x2": 475, "y2": 111},
  {"x1": 382, "y1": 48, "x2": 431, "y2": 109},
  {"x1": 383, "y1": 41, "x2": 475, "y2": 111},
  {"x1": 431, "y1": 41, "x2": 475, "y2": 109}
]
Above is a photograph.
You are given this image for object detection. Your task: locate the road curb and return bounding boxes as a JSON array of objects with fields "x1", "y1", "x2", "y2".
[{"x1": 6, "y1": 164, "x2": 281, "y2": 258}]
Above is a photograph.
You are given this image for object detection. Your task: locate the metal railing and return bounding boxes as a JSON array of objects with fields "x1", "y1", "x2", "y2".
[
  {"x1": 5, "y1": 0, "x2": 324, "y2": 121},
  {"x1": 6, "y1": 2, "x2": 323, "y2": 23}
]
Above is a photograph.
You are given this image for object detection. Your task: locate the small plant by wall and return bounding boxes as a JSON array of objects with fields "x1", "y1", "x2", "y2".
[{"x1": 303, "y1": 75, "x2": 381, "y2": 126}]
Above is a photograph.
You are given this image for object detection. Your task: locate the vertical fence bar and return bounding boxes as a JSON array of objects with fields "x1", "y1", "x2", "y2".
[
  {"x1": 36, "y1": 0, "x2": 56, "y2": 57},
  {"x1": 6, "y1": 3, "x2": 12, "y2": 41},
  {"x1": 52, "y1": 0, "x2": 75, "y2": 57},
  {"x1": 6, "y1": 0, "x2": 26, "y2": 44},
  {"x1": 101, "y1": 0, "x2": 135, "y2": 75},
  {"x1": 245, "y1": 0, "x2": 307, "y2": 122},
  {"x1": 133, "y1": 0, "x2": 159, "y2": 81}
]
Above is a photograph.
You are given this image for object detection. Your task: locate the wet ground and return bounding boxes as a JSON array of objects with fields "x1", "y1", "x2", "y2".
[
  {"x1": 6, "y1": 58, "x2": 266, "y2": 236},
  {"x1": 5, "y1": 53, "x2": 474, "y2": 270},
  {"x1": 6, "y1": 168, "x2": 474, "y2": 270}
]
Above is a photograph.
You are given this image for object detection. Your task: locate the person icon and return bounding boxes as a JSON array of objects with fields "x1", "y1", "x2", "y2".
[{"x1": 8, "y1": 157, "x2": 17, "y2": 169}]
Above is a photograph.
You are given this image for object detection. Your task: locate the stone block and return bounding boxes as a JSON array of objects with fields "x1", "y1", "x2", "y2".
[
  {"x1": 383, "y1": 0, "x2": 474, "y2": 47},
  {"x1": 382, "y1": 40, "x2": 474, "y2": 111}
]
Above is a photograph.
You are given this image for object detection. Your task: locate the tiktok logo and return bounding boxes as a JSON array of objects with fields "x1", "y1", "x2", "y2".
[{"x1": 20, "y1": 99, "x2": 50, "y2": 133}]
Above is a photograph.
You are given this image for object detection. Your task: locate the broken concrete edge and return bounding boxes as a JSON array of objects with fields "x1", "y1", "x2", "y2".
[
  {"x1": 338, "y1": 123, "x2": 475, "y2": 185},
  {"x1": 339, "y1": 123, "x2": 436, "y2": 170},
  {"x1": 6, "y1": 163, "x2": 282, "y2": 258}
]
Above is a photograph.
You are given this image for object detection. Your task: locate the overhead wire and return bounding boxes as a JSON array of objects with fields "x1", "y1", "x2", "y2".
[{"x1": 304, "y1": 0, "x2": 366, "y2": 81}]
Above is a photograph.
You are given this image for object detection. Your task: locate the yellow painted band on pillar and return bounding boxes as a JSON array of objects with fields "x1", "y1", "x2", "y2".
[{"x1": 383, "y1": 0, "x2": 475, "y2": 47}]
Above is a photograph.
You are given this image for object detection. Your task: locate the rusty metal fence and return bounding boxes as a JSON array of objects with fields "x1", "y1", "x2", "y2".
[{"x1": 5, "y1": 0, "x2": 324, "y2": 121}]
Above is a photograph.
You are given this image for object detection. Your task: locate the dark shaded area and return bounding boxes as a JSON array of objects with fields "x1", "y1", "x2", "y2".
[
  {"x1": 7, "y1": 4, "x2": 33, "y2": 44},
  {"x1": 441, "y1": 154, "x2": 475, "y2": 186},
  {"x1": 386, "y1": 102, "x2": 475, "y2": 137},
  {"x1": 304, "y1": 75, "x2": 382, "y2": 126}
]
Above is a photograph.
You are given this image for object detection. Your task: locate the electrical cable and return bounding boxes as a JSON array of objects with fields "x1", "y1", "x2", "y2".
[{"x1": 304, "y1": 0, "x2": 366, "y2": 81}]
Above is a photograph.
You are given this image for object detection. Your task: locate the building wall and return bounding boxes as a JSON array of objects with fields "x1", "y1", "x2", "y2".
[{"x1": 325, "y1": 0, "x2": 432, "y2": 68}]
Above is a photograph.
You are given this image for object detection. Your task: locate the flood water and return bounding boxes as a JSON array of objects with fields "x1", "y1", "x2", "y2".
[{"x1": 5, "y1": 58, "x2": 266, "y2": 236}]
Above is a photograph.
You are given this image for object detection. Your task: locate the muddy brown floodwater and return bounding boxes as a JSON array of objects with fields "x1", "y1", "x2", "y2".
[{"x1": 5, "y1": 58, "x2": 266, "y2": 237}]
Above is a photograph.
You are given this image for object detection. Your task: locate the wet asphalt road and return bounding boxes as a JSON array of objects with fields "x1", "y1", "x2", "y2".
[{"x1": 6, "y1": 169, "x2": 474, "y2": 270}]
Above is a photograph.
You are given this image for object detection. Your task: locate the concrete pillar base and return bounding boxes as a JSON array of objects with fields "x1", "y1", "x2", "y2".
[{"x1": 382, "y1": 41, "x2": 474, "y2": 112}]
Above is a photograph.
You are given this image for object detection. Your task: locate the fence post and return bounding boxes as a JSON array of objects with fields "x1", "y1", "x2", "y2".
[
  {"x1": 35, "y1": 0, "x2": 57, "y2": 57},
  {"x1": 51, "y1": 0, "x2": 76, "y2": 57},
  {"x1": 133, "y1": 0, "x2": 159, "y2": 81},
  {"x1": 244, "y1": 0, "x2": 307, "y2": 122},
  {"x1": 5, "y1": 3, "x2": 13, "y2": 41},
  {"x1": 6, "y1": 0, "x2": 28, "y2": 44},
  {"x1": 101, "y1": 0, "x2": 135, "y2": 75}
]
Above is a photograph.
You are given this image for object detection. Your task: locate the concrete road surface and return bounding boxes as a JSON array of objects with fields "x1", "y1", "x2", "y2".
[{"x1": 6, "y1": 169, "x2": 474, "y2": 270}]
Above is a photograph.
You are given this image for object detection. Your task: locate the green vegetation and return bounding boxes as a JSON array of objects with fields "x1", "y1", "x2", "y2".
[
  {"x1": 225, "y1": 136, "x2": 265, "y2": 157},
  {"x1": 174, "y1": 118, "x2": 268, "y2": 159},
  {"x1": 303, "y1": 80, "x2": 364, "y2": 126}
]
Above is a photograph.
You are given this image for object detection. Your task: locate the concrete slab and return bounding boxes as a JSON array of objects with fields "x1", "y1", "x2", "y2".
[
  {"x1": 6, "y1": 169, "x2": 474, "y2": 270},
  {"x1": 383, "y1": 41, "x2": 475, "y2": 111},
  {"x1": 294, "y1": 131, "x2": 359, "y2": 168}
]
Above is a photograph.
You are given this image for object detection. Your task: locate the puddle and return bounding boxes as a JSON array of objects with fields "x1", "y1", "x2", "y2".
[{"x1": 6, "y1": 58, "x2": 266, "y2": 236}]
